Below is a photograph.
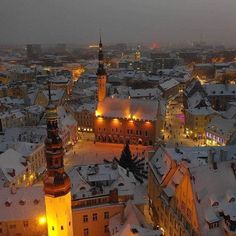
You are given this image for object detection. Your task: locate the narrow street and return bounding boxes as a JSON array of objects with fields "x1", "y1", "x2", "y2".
[{"x1": 164, "y1": 98, "x2": 205, "y2": 147}]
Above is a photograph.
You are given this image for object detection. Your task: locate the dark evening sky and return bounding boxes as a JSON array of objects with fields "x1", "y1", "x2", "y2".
[{"x1": 0, "y1": 0, "x2": 236, "y2": 45}]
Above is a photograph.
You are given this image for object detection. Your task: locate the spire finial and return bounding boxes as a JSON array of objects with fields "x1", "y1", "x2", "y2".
[
  {"x1": 99, "y1": 29, "x2": 102, "y2": 48},
  {"x1": 48, "y1": 80, "x2": 52, "y2": 103}
]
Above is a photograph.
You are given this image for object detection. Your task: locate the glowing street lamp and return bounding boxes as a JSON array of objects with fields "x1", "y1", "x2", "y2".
[{"x1": 38, "y1": 216, "x2": 47, "y2": 225}]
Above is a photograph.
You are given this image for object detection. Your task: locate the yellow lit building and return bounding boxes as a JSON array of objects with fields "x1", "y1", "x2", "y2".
[
  {"x1": 148, "y1": 145, "x2": 236, "y2": 236},
  {"x1": 73, "y1": 204, "x2": 124, "y2": 236},
  {"x1": 185, "y1": 106, "x2": 216, "y2": 139}
]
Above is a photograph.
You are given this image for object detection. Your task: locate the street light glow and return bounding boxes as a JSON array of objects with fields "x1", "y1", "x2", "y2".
[{"x1": 38, "y1": 216, "x2": 47, "y2": 225}]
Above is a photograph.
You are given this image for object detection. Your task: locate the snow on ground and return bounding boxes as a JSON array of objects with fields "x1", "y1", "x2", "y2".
[{"x1": 64, "y1": 140, "x2": 153, "y2": 169}]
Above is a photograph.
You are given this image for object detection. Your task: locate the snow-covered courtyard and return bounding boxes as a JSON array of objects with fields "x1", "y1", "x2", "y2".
[{"x1": 64, "y1": 140, "x2": 154, "y2": 169}]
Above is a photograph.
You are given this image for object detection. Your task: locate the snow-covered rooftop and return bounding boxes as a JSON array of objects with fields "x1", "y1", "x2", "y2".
[
  {"x1": 150, "y1": 145, "x2": 236, "y2": 236},
  {"x1": 204, "y1": 84, "x2": 236, "y2": 96},
  {"x1": 206, "y1": 116, "x2": 236, "y2": 140},
  {"x1": 159, "y1": 78, "x2": 179, "y2": 91},
  {"x1": 109, "y1": 201, "x2": 163, "y2": 236},
  {"x1": 96, "y1": 97, "x2": 159, "y2": 121},
  {"x1": 0, "y1": 186, "x2": 45, "y2": 222},
  {"x1": 128, "y1": 88, "x2": 162, "y2": 99},
  {"x1": 0, "y1": 149, "x2": 28, "y2": 184},
  {"x1": 69, "y1": 163, "x2": 137, "y2": 200}
]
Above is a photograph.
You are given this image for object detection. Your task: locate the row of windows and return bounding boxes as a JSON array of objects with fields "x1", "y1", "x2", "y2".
[
  {"x1": 78, "y1": 121, "x2": 93, "y2": 126},
  {"x1": 0, "y1": 220, "x2": 29, "y2": 232},
  {"x1": 77, "y1": 115, "x2": 93, "y2": 120},
  {"x1": 98, "y1": 127, "x2": 149, "y2": 136},
  {"x1": 83, "y1": 212, "x2": 109, "y2": 223},
  {"x1": 127, "y1": 129, "x2": 149, "y2": 136},
  {"x1": 51, "y1": 221, "x2": 71, "y2": 231},
  {"x1": 77, "y1": 196, "x2": 110, "y2": 208}
]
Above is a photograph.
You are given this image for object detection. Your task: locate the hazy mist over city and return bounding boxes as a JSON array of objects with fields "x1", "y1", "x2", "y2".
[{"x1": 0, "y1": 0, "x2": 236, "y2": 46}]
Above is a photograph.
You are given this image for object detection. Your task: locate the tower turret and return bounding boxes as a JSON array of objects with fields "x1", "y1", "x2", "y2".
[
  {"x1": 43, "y1": 82, "x2": 73, "y2": 236},
  {"x1": 97, "y1": 34, "x2": 107, "y2": 102}
]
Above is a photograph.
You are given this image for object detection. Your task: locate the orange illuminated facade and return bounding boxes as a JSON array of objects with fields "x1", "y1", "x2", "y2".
[
  {"x1": 95, "y1": 116, "x2": 156, "y2": 145},
  {"x1": 94, "y1": 97, "x2": 163, "y2": 145}
]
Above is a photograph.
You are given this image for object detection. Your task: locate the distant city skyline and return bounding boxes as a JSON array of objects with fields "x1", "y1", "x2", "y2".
[{"x1": 0, "y1": 0, "x2": 236, "y2": 46}]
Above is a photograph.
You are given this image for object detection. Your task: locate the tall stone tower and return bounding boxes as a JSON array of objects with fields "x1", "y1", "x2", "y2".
[
  {"x1": 43, "y1": 83, "x2": 73, "y2": 236},
  {"x1": 97, "y1": 34, "x2": 107, "y2": 102}
]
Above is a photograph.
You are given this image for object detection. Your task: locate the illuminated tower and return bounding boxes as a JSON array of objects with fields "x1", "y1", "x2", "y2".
[
  {"x1": 134, "y1": 45, "x2": 141, "y2": 61},
  {"x1": 43, "y1": 83, "x2": 73, "y2": 236},
  {"x1": 97, "y1": 34, "x2": 107, "y2": 102}
]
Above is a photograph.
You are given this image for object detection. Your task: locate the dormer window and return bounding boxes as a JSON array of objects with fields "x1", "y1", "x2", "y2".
[
  {"x1": 229, "y1": 197, "x2": 235, "y2": 203},
  {"x1": 19, "y1": 200, "x2": 25, "y2": 206},
  {"x1": 212, "y1": 201, "x2": 219, "y2": 207},
  {"x1": 33, "y1": 199, "x2": 40, "y2": 205},
  {"x1": 5, "y1": 201, "x2": 11, "y2": 207},
  {"x1": 208, "y1": 221, "x2": 219, "y2": 229}
]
